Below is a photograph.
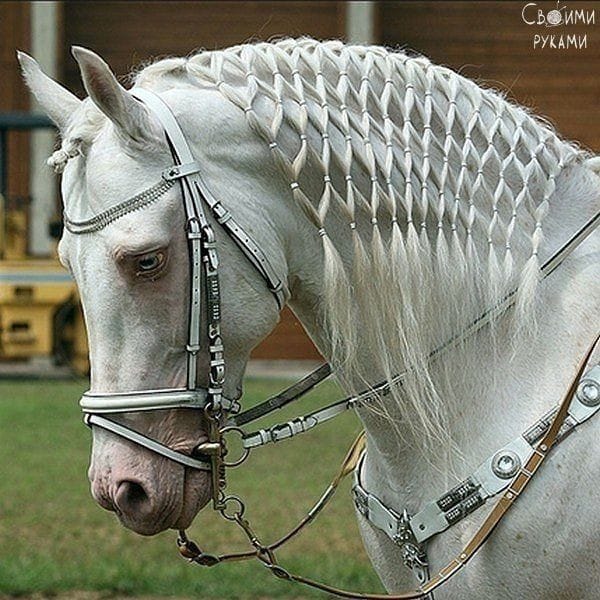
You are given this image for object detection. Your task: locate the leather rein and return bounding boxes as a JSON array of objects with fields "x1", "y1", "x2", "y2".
[{"x1": 67, "y1": 88, "x2": 600, "y2": 598}]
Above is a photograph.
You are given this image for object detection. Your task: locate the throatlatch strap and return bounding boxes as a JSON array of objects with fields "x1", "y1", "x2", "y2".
[{"x1": 234, "y1": 363, "x2": 332, "y2": 426}]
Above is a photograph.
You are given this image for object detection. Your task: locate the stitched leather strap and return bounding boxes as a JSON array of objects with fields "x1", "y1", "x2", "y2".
[
  {"x1": 234, "y1": 363, "x2": 332, "y2": 426},
  {"x1": 132, "y1": 88, "x2": 287, "y2": 309}
]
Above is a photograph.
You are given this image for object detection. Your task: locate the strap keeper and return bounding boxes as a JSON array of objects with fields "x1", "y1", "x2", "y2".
[
  {"x1": 186, "y1": 344, "x2": 201, "y2": 353},
  {"x1": 269, "y1": 281, "x2": 284, "y2": 293},
  {"x1": 213, "y1": 202, "x2": 232, "y2": 224}
]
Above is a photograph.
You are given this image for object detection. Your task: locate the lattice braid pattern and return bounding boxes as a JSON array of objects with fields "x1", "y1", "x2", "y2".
[{"x1": 136, "y1": 38, "x2": 580, "y2": 455}]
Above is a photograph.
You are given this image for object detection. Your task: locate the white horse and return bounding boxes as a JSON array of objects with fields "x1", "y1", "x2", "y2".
[{"x1": 20, "y1": 38, "x2": 599, "y2": 599}]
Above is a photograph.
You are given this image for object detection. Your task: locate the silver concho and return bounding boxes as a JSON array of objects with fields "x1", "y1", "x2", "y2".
[
  {"x1": 491, "y1": 450, "x2": 521, "y2": 479},
  {"x1": 577, "y1": 379, "x2": 600, "y2": 407}
]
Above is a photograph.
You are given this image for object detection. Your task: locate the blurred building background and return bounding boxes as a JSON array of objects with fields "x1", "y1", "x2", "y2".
[{"x1": 0, "y1": 1, "x2": 598, "y2": 370}]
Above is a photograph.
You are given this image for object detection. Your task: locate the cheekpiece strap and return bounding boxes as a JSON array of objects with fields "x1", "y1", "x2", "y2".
[{"x1": 131, "y1": 88, "x2": 224, "y2": 408}]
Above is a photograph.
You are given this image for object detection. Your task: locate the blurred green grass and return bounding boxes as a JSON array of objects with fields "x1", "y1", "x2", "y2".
[{"x1": 0, "y1": 376, "x2": 382, "y2": 598}]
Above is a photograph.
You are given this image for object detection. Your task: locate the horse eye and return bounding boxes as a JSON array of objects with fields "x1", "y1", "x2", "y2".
[{"x1": 136, "y1": 252, "x2": 165, "y2": 276}]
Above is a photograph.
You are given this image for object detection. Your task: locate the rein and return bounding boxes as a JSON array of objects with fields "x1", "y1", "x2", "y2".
[{"x1": 69, "y1": 88, "x2": 600, "y2": 598}]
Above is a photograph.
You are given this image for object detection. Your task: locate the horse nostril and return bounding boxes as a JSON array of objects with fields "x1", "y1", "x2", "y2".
[{"x1": 115, "y1": 480, "x2": 152, "y2": 515}]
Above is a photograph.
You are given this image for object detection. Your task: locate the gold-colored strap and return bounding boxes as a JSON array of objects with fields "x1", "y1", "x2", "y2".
[
  {"x1": 178, "y1": 432, "x2": 367, "y2": 565},
  {"x1": 336, "y1": 431, "x2": 368, "y2": 481}
]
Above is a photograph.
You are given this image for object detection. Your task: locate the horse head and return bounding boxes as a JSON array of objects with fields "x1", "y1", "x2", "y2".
[{"x1": 19, "y1": 47, "x2": 289, "y2": 535}]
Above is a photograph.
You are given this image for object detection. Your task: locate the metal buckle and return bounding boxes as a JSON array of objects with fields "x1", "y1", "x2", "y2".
[
  {"x1": 351, "y1": 486, "x2": 369, "y2": 516},
  {"x1": 212, "y1": 201, "x2": 232, "y2": 224},
  {"x1": 269, "y1": 422, "x2": 294, "y2": 442},
  {"x1": 393, "y1": 510, "x2": 429, "y2": 572}
]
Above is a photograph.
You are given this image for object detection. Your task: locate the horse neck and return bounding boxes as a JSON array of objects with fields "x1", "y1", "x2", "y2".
[{"x1": 286, "y1": 161, "x2": 600, "y2": 505}]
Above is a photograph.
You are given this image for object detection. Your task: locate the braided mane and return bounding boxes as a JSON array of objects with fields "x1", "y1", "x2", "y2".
[{"x1": 63, "y1": 38, "x2": 585, "y2": 458}]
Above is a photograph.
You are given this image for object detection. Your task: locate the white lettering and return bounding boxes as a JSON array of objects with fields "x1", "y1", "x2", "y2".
[
  {"x1": 523, "y1": 3, "x2": 595, "y2": 26},
  {"x1": 533, "y1": 33, "x2": 588, "y2": 49},
  {"x1": 537, "y1": 8, "x2": 546, "y2": 24},
  {"x1": 524, "y1": 3, "x2": 593, "y2": 49},
  {"x1": 522, "y1": 2, "x2": 537, "y2": 24}
]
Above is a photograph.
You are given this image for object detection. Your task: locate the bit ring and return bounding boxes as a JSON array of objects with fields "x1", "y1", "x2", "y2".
[
  {"x1": 220, "y1": 426, "x2": 250, "y2": 467},
  {"x1": 220, "y1": 495, "x2": 245, "y2": 521}
]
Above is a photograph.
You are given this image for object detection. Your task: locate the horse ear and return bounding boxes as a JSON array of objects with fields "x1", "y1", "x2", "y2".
[
  {"x1": 17, "y1": 51, "x2": 81, "y2": 131},
  {"x1": 71, "y1": 46, "x2": 151, "y2": 143}
]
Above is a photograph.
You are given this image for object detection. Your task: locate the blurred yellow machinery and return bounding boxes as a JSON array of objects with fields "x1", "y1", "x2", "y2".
[{"x1": 0, "y1": 113, "x2": 88, "y2": 374}]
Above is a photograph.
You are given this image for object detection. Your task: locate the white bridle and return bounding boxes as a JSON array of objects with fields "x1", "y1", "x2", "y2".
[
  {"x1": 70, "y1": 86, "x2": 600, "y2": 476},
  {"x1": 73, "y1": 88, "x2": 286, "y2": 471},
  {"x1": 63, "y1": 86, "x2": 600, "y2": 599}
]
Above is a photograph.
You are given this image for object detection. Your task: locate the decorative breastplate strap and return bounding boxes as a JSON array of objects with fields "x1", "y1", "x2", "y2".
[{"x1": 353, "y1": 363, "x2": 600, "y2": 586}]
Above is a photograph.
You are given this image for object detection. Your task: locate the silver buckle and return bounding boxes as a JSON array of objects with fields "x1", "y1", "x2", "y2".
[{"x1": 393, "y1": 510, "x2": 429, "y2": 573}]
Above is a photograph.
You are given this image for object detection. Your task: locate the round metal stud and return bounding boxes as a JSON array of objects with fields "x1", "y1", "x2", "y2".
[
  {"x1": 577, "y1": 379, "x2": 600, "y2": 407},
  {"x1": 491, "y1": 450, "x2": 521, "y2": 479}
]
